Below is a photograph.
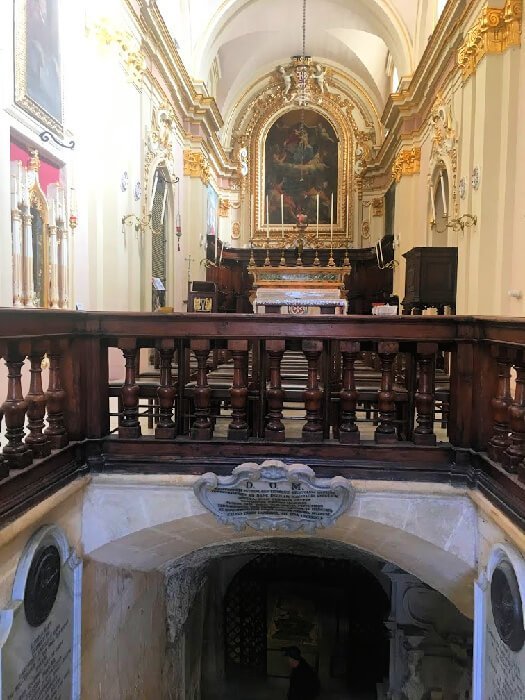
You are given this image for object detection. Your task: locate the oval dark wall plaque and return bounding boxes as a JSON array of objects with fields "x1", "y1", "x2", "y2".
[
  {"x1": 490, "y1": 559, "x2": 525, "y2": 653},
  {"x1": 24, "y1": 544, "x2": 61, "y2": 627}
]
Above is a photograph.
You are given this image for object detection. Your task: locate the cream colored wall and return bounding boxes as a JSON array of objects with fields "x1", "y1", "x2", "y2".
[{"x1": 393, "y1": 37, "x2": 525, "y2": 315}]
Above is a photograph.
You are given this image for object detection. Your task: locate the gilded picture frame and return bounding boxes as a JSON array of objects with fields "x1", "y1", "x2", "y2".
[{"x1": 14, "y1": 0, "x2": 63, "y2": 135}]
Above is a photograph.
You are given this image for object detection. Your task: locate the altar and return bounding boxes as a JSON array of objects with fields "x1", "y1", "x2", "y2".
[{"x1": 251, "y1": 266, "x2": 348, "y2": 315}]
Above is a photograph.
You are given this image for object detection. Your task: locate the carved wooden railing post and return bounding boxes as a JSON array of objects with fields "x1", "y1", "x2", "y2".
[
  {"x1": 339, "y1": 341, "x2": 360, "y2": 444},
  {"x1": 118, "y1": 339, "x2": 141, "y2": 439},
  {"x1": 413, "y1": 343, "x2": 438, "y2": 446},
  {"x1": 504, "y1": 351, "x2": 525, "y2": 473},
  {"x1": 44, "y1": 340, "x2": 69, "y2": 449},
  {"x1": 488, "y1": 346, "x2": 514, "y2": 463},
  {"x1": 228, "y1": 339, "x2": 249, "y2": 440},
  {"x1": 265, "y1": 340, "x2": 286, "y2": 441},
  {"x1": 375, "y1": 341, "x2": 399, "y2": 443},
  {"x1": 155, "y1": 339, "x2": 176, "y2": 439},
  {"x1": 191, "y1": 339, "x2": 213, "y2": 440},
  {"x1": 302, "y1": 339, "x2": 324, "y2": 442},
  {"x1": 25, "y1": 342, "x2": 51, "y2": 458},
  {"x1": 1, "y1": 343, "x2": 32, "y2": 468}
]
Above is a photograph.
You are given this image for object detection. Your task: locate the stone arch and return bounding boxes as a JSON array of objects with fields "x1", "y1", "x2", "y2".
[{"x1": 84, "y1": 483, "x2": 477, "y2": 617}]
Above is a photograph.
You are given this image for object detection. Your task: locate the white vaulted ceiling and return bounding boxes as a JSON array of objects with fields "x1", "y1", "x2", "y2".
[{"x1": 158, "y1": 0, "x2": 420, "y2": 133}]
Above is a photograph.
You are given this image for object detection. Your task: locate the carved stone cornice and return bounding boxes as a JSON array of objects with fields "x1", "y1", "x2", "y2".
[
  {"x1": 458, "y1": 0, "x2": 522, "y2": 80},
  {"x1": 184, "y1": 151, "x2": 211, "y2": 185},
  {"x1": 392, "y1": 148, "x2": 421, "y2": 182}
]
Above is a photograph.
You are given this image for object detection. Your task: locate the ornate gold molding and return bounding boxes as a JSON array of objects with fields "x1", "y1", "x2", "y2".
[
  {"x1": 184, "y1": 151, "x2": 211, "y2": 185},
  {"x1": 372, "y1": 198, "x2": 384, "y2": 217},
  {"x1": 457, "y1": 0, "x2": 522, "y2": 80},
  {"x1": 88, "y1": 18, "x2": 146, "y2": 87},
  {"x1": 392, "y1": 148, "x2": 421, "y2": 182},
  {"x1": 218, "y1": 198, "x2": 230, "y2": 217}
]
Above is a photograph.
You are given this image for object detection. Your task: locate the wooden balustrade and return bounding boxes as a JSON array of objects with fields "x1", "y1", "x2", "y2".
[
  {"x1": 265, "y1": 340, "x2": 285, "y2": 441},
  {"x1": 0, "y1": 311, "x2": 525, "y2": 523},
  {"x1": 155, "y1": 339, "x2": 176, "y2": 439}
]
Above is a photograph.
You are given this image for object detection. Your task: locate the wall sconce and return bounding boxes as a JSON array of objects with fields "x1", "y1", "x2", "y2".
[
  {"x1": 121, "y1": 213, "x2": 152, "y2": 242},
  {"x1": 430, "y1": 213, "x2": 477, "y2": 234}
]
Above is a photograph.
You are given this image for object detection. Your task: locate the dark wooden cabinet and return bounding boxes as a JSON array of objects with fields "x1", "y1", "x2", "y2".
[{"x1": 402, "y1": 247, "x2": 457, "y2": 314}]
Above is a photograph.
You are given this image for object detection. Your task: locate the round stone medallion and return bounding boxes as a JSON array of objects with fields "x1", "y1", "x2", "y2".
[
  {"x1": 490, "y1": 559, "x2": 525, "y2": 652},
  {"x1": 24, "y1": 545, "x2": 61, "y2": 627}
]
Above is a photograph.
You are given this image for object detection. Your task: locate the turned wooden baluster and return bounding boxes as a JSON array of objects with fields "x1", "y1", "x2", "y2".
[
  {"x1": 118, "y1": 340, "x2": 141, "y2": 439},
  {"x1": 228, "y1": 340, "x2": 249, "y2": 440},
  {"x1": 504, "y1": 351, "x2": 525, "y2": 473},
  {"x1": 1, "y1": 343, "x2": 32, "y2": 468},
  {"x1": 302, "y1": 339, "x2": 324, "y2": 442},
  {"x1": 0, "y1": 405, "x2": 6, "y2": 479},
  {"x1": 339, "y1": 341, "x2": 360, "y2": 444},
  {"x1": 488, "y1": 346, "x2": 514, "y2": 463},
  {"x1": 375, "y1": 341, "x2": 399, "y2": 443},
  {"x1": 25, "y1": 344, "x2": 52, "y2": 458},
  {"x1": 44, "y1": 341, "x2": 69, "y2": 449},
  {"x1": 191, "y1": 339, "x2": 213, "y2": 440},
  {"x1": 265, "y1": 340, "x2": 285, "y2": 441},
  {"x1": 413, "y1": 343, "x2": 437, "y2": 446},
  {"x1": 155, "y1": 340, "x2": 176, "y2": 439}
]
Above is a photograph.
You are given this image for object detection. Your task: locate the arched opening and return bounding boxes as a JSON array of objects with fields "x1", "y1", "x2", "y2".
[
  {"x1": 150, "y1": 167, "x2": 172, "y2": 310},
  {"x1": 430, "y1": 168, "x2": 450, "y2": 246},
  {"x1": 222, "y1": 553, "x2": 390, "y2": 697}
]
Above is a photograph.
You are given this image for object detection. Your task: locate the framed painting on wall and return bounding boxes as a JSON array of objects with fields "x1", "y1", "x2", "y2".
[
  {"x1": 14, "y1": 0, "x2": 63, "y2": 134},
  {"x1": 265, "y1": 109, "x2": 338, "y2": 225}
]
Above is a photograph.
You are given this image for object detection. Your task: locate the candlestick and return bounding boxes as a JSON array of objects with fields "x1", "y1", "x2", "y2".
[
  {"x1": 430, "y1": 184, "x2": 436, "y2": 222},
  {"x1": 330, "y1": 193, "x2": 333, "y2": 243},
  {"x1": 49, "y1": 199, "x2": 56, "y2": 227},
  {"x1": 316, "y1": 193, "x2": 319, "y2": 239},
  {"x1": 266, "y1": 195, "x2": 270, "y2": 240},
  {"x1": 440, "y1": 172, "x2": 448, "y2": 216},
  {"x1": 281, "y1": 193, "x2": 284, "y2": 240}
]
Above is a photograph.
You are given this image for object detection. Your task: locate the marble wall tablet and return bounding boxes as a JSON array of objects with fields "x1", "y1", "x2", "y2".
[
  {"x1": 194, "y1": 459, "x2": 355, "y2": 532},
  {"x1": 478, "y1": 544, "x2": 525, "y2": 700},
  {"x1": 0, "y1": 525, "x2": 82, "y2": 700}
]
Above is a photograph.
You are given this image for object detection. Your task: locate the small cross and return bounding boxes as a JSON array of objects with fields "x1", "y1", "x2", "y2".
[{"x1": 184, "y1": 255, "x2": 194, "y2": 281}]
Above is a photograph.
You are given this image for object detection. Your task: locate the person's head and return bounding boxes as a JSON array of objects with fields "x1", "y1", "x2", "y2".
[{"x1": 283, "y1": 646, "x2": 301, "y2": 668}]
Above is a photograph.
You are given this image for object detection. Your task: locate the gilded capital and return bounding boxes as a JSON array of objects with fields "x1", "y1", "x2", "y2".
[
  {"x1": 218, "y1": 198, "x2": 230, "y2": 217},
  {"x1": 392, "y1": 147, "x2": 421, "y2": 182},
  {"x1": 184, "y1": 150, "x2": 211, "y2": 185},
  {"x1": 457, "y1": 0, "x2": 522, "y2": 80}
]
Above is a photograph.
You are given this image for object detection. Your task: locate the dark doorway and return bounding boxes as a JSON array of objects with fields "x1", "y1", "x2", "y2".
[{"x1": 223, "y1": 554, "x2": 389, "y2": 695}]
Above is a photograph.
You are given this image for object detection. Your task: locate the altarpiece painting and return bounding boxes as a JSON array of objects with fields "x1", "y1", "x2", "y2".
[
  {"x1": 265, "y1": 109, "x2": 338, "y2": 225},
  {"x1": 14, "y1": 0, "x2": 63, "y2": 133}
]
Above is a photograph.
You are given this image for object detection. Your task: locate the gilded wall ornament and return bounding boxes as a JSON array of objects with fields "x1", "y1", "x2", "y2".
[
  {"x1": 219, "y1": 198, "x2": 230, "y2": 217},
  {"x1": 88, "y1": 18, "x2": 146, "y2": 87},
  {"x1": 372, "y1": 198, "x2": 384, "y2": 217},
  {"x1": 459, "y1": 177, "x2": 466, "y2": 200},
  {"x1": 457, "y1": 0, "x2": 523, "y2": 80},
  {"x1": 184, "y1": 151, "x2": 211, "y2": 185},
  {"x1": 428, "y1": 97, "x2": 458, "y2": 216},
  {"x1": 276, "y1": 57, "x2": 329, "y2": 106},
  {"x1": 392, "y1": 147, "x2": 421, "y2": 182}
]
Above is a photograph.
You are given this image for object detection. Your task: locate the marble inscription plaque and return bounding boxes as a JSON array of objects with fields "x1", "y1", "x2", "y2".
[
  {"x1": 0, "y1": 526, "x2": 82, "y2": 700},
  {"x1": 194, "y1": 459, "x2": 355, "y2": 531}
]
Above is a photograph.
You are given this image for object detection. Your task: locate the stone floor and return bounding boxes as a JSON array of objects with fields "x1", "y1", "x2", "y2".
[{"x1": 205, "y1": 676, "x2": 377, "y2": 700}]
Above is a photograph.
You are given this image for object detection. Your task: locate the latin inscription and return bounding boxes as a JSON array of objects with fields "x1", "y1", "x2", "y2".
[
  {"x1": 211, "y1": 481, "x2": 341, "y2": 522},
  {"x1": 486, "y1": 623, "x2": 525, "y2": 700},
  {"x1": 6, "y1": 617, "x2": 71, "y2": 700}
]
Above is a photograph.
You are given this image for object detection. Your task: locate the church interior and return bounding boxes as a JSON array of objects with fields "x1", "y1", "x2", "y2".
[{"x1": 0, "y1": 0, "x2": 524, "y2": 698}]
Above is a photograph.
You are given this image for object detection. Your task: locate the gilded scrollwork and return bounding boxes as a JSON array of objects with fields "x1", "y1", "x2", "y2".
[
  {"x1": 428, "y1": 95, "x2": 458, "y2": 216},
  {"x1": 184, "y1": 151, "x2": 211, "y2": 185},
  {"x1": 457, "y1": 0, "x2": 522, "y2": 80},
  {"x1": 392, "y1": 147, "x2": 421, "y2": 182}
]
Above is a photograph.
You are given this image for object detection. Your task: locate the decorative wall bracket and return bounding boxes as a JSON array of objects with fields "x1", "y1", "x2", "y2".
[{"x1": 431, "y1": 213, "x2": 477, "y2": 234}]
